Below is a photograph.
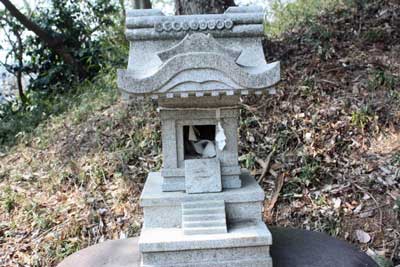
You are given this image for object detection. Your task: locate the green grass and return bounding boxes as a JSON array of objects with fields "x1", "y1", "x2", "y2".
[
  {"x1": 351, "y1": 106, "x2": 373, "y2": 129},
  {"x1": 0, "y1": 68, "x2": 119, "y2": 151},
  {"x1": 368, "y1": 69, "x2": 399, "y2": 91},
  {"x1": 265, "y1": 0, "x2": 341, "y2": 37},
  {"x1": 298, "y1": 157, "x2": 321, "y2": 187},
  {"x1": 1, "y1": 186, "x2": 17, "y2": 213},
  {"x1": 392, "y1": 152, "x2": 400, "y2": 166}
]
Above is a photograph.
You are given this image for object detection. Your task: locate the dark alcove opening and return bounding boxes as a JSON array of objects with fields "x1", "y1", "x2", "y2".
[{"x1": 183, "y1": 125, "x2": 216, "y2": 159}]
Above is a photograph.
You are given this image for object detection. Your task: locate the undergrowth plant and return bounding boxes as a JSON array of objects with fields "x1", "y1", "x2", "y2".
[
  {"x1": 351, "y1": 106, "x2": 374, "y2": 129},
  {"x1": 264, "y1": 0, "x2": 341, "y2": 37},
  {"x1": 0, "y1": 66, "x2": 121, "y2": 150},
  {"x1": 368, "y1": 69, "x2": 398, "y2": 91},
  {"x1": 0, "y1": 1, "x2": 128, "y2": 151}
]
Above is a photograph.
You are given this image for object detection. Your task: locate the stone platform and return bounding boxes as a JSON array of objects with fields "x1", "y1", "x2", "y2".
[
  {"x1": 141, "y1": 170, "x2": 265, "y2": 228},
  {"x1": 139, "y1": 171, "x2": 272, "y2": 267},
  {"x1": 140, "y1": 221, "x2": 272, "y2": 267},
  {"x1": 57, "y1": 227, "x2": 378, "y2": 267}
]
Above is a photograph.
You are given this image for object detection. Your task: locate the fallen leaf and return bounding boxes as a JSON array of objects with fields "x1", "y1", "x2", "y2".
[{"x1": 355, "y1": 230, "x2": 371, "y2": 243}]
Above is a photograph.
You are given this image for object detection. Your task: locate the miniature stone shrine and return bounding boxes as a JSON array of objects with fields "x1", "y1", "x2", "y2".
[
  {"x1": 57, "y1": 5, "x2": 380, "y2": 267},
  {"x1": 117, "y1": 6, "x2": 280, "y2": 267}
]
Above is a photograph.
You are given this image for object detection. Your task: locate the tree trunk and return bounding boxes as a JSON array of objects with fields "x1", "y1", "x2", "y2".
[
  {"x1": 175, "y1": 0, "x2": 235, "y2": 15},
  {"x1": 0, "y1": 0, "x2": 87, "y2": 79},
  {"x1": 13, "y1": 27, "x2": 27, "y2": 103},
  {"x1": 133, "y1": 0, "x2": 152, "y2": 9}
]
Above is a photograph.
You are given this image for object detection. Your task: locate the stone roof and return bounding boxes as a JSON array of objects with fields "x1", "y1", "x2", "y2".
[{"x1": 117, "y1": 6, "x2": 280, "y2": 100}]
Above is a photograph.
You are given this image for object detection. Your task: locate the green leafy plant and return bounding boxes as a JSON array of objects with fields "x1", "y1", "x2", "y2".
[
  {"x1": 392, "y1": 152, "x2": 400, "y2": 166},
  {"x1": 372, "y1": 255, "x2": 393, "y2": 267},
  {"x1": 0, "y1": 0, "x2": 127, "y2": 150},
  {"x1": 1, "y1": 186, "x2": 17, "y2": 213},
  {"x1": 368, "y1": 69, "x2": 398, "y2": 91},
  {"x1": 239, "y1": 152, "x2": 257, "y2": 170},
  {"x1": 24, "y1": 0, "x2": 123, "y2": 92},
  {"x1": 264, "y1": 0, "x2": 340, "y2": 37},
  {"x1": 351, "y1": 106, "x2": 373, "y2": 129},
  {"x1": 298, "y1": 158, "x2": 321, "y2": 187}
]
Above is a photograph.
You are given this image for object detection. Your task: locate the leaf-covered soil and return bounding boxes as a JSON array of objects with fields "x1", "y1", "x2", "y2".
[{"x1": 0, "y1": 1, "x2": 399, "y2": 266}]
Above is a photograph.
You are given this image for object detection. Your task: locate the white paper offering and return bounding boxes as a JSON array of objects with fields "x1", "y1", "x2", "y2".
[
  {"x1": 192, "y1": 140, "x2": 216, "y2": 158},
  {"x1": 215, "y1": 122, "x2": 226, "y2": 151},
  {"x1": 188, "y1": 125, "x2": 198, "y2": 141}
]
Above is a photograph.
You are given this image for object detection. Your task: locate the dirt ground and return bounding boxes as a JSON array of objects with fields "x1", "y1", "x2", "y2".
[{"x1": 0, "y1": 0, "x2": 399, "y2": 266}]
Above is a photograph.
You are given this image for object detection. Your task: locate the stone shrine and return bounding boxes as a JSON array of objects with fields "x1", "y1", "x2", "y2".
[
  {"x1": 117, "y1": 6, "x2": 280, "y2": 267},
  {"x1": 57, "y1": 5, "x2": 379, "y2": 267}
]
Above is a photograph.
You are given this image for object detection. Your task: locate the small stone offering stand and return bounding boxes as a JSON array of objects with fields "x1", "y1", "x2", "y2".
[{"x1": 117, "y1": 6, "x2": 280, "y2": 267}]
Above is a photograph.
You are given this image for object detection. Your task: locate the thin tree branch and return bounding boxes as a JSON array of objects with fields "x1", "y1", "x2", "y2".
[{"x1": 0, "y1": 0, "x2": 86, "y2": 78}]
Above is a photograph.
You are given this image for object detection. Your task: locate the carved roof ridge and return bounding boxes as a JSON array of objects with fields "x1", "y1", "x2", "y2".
[
  {"x1": 157, "y1": 33, "x2": 242, "y2": 62},
  {"x1": 125, "y1": 6, "x2": 266, "y2": 41}
]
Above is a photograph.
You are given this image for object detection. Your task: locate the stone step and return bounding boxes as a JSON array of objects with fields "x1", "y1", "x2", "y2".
[
  {"x1": 182, "y1": 207, "x2": 225, "y2": 215},
  {"x1": 183, "y1": 219, "x2": 226, "y2": 228},
  {"x1": 183, "y1": 226, "x2": 228, "y2": 235},
  {"x1": 183, "y1": 213, "x2": 226, "y2": 222},
  {"x1": 181, "y1": 199, "x2": 228, "y2": 235}
]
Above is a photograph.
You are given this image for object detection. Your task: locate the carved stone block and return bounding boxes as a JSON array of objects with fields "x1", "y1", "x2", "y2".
[{"x1": 185, "y1": 158, "x2": 222, "y2": 194}]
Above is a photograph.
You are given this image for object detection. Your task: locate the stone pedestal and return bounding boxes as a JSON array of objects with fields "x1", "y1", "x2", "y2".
[
  {"x1": 139, "y1": 170, "x2": 273, "y2": 267},
  {"x1": 57, "y1": 228, "x2": 378, "y2": 267}
]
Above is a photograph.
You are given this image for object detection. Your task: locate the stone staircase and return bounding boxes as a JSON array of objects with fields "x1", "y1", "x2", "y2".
[{"x1": 182, "y1": 200, "x2": 228, "y2": 235}]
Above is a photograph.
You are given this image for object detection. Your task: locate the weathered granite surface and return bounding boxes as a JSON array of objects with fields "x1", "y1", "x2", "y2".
[
  {"x1": 159, "y1": 102, "x2": 241, "y2": 192},
  {"x1": 141, "y1": 171, "x2": 264, "y2": 229},
  {"x1": 124, "y1": 6, "x2": 265, "y2": 41},
  {"x1": 142, "y1": 246, "x2": 272, "y2": 267},
  {"x1": 57, "y1": 228, "x2": 378, "y2": 267},
  {"x1": 139, "y1": 220, "x2": 272, "y2": 266},
  {"x1": 162, "y1": 174, "x2": 241, "y2": 192},
  {"x1": 139, "y1": 221, "x2": 271, "y2": 252},
  {"x1": 57, "y1": 238, "x2": 140, "y2": 267},
  {"x1": 138, "y1": 168, "x2": 272, "y2": 266},
  {"x1": 114, "y1": 5, "x2": 282, "y2": 267},
  {"x1": 142, "y1": 201, "x2": 263, "y2": 229},
  {"x1": 185, "y1": 158, "x2": 222, "y2": 194},
  {"x1": 181, "y1": 199, "x2": 228, "y2": 235},
  {"x1": 140, "y1": 171, "x2": 264, "y2": 207},
  {"x1": 117, "y1": 34, "x2": 280, "y2": 98},
  {"x1": 117, "y1": 6, "x2": 281, "y2": 100}
]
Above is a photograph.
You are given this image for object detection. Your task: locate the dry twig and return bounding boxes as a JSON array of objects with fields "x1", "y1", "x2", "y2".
[
  {"x1": 265, "y1": 173, "x2": 285, "y2": 223},
  {"x1": 256, "y1": 147, "x2": 276, "y2": 183}
]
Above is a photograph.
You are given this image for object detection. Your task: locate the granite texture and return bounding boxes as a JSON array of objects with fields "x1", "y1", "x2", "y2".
[
  {"x1": 139, "y1": 221, "x2": 272, "y2": 252},
  {"x1": 140, "y1": 171, "x2": 265, "y2": 207},
  {"x1": 56, "y1": 228, "x2": 378, "y2": 267},
  {"x1": 124, "y1": 6, "x2": 266, "y2": 41},
  {"x1": 117, "y1": 6, "x2": 281, "y2": 100},
  {"x1": 182, "y1": 200, "x2": 227, "y2": 235},
  {"x1": 141, "y1": 171, "x2": 264, "y2": 229},
  {"x1": 161, "y1": 174, "x2": 241, "y2": 192},
  {"x1": 57, "y1": 238, "x2": 140, "y2": 267},
  {"x1": 138, "y1": 170, "x2": 270, "y2": 267},
  {"x1": 142, "y1": 244, "x2": 272, "y2": 267},
  {"x1": 114, "y1": 5, "x2": 282, "y2": 267},
  {"x1": 142, "y1": 200, "x2": 262, "y2": 229},
  {"x1": 157, "y1": 33, "x2": 242, "y2": 62},
  {"x1": 159, "y1": 105, "x2": 240, "y2": 192},
  {"x1": 117, "y1": 39, "x2": 280, "y2": 96},
  {"x1": 185, "y1": 158, "x2": 222, "y2": 194},
  {"x1": 159, "y1": 104, "x2": 240, "y2": 192}
]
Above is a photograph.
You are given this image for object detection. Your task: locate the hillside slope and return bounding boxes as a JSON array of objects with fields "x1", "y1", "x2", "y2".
[{"x1": 0, "y1": 0, "x2": 399, "y2": 266}]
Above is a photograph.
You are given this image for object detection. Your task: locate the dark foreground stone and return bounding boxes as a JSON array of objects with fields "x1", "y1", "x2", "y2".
[
  {"x1": 57, "y1": 227, "x2": 377, "y2": 267},
  {"x1": 269, "y1": 227, "x2": 378, "y2": 267},
  {"x1": 58, "y1": 237, "x2": 141, "y2": 267}
]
